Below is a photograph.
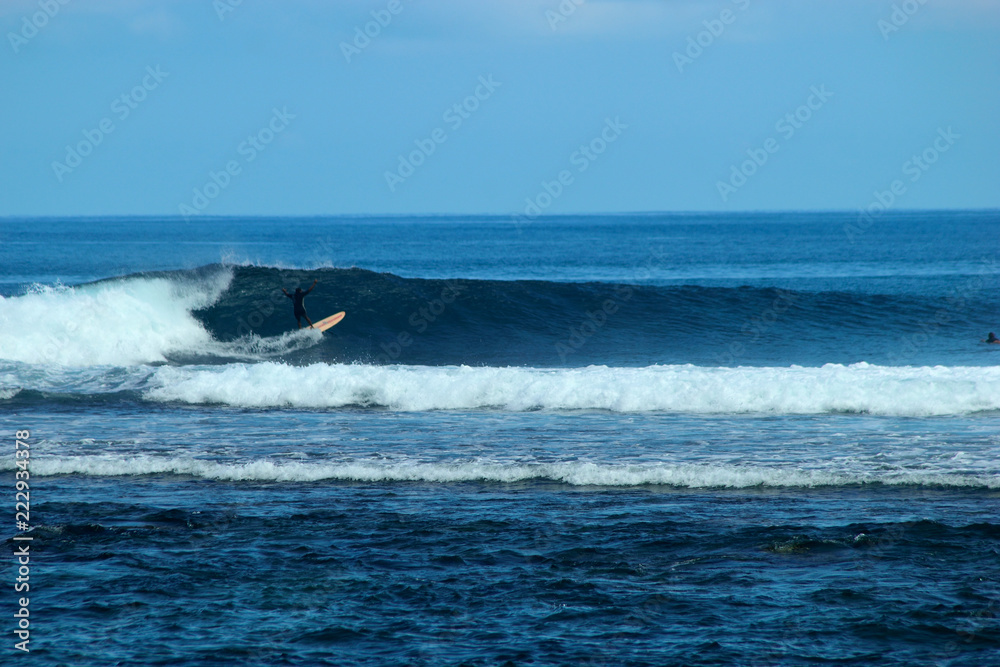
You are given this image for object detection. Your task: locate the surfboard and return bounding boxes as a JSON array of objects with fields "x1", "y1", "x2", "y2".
[{"x1": 309, "y1": 311, "x2": 346, "y2": 332}]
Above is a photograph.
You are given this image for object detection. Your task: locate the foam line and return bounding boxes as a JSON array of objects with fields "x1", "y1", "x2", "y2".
[
  {"x1": 145, "y1": 362, "x2": 1000, "y2": 416},
  {"x1": 11, "y1": 455, "x2": 999, "y2": 488}
]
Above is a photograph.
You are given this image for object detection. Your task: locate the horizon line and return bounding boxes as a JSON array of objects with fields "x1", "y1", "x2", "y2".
[{"x1": 2, "y1": 207, "x2": 998, "y2": 222}]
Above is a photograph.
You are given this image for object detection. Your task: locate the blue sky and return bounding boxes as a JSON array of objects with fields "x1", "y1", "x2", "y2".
[{"x1": 1, "y1": 0, "x2": 997, "y2": 217}]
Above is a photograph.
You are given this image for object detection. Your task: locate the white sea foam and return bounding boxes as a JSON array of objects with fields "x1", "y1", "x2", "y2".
[
  {"x1": 213, "y1": 328, "x2": 322, "y2": 359},
  {"x1": 10, "y1": 454, "x2": 999, "y2": 488},
  {"x1": 218, "y1": 253, "x2": 341, "y2": 271},
  {"x1": 145, "y1": 362, "x2": 1000, "y2": 416},
  {"x1": 0, "y1": 270, "x2": 233, "y2": 366}
]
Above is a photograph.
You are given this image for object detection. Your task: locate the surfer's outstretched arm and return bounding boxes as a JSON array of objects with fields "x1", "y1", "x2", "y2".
[
  {"x1": 281, "y1": 288, "x2": 292, "y2": 299},
  {"x1": 305, "y1": 279, "x2": 318, "y2": 295}
]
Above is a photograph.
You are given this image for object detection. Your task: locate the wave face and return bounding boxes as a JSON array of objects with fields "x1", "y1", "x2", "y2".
[
  {"x1": 2, "y1": 264, "x2": 996, "y2": 368},
  {"x1": 195, "y1": 266, "x2": 995, "y2": 367}
]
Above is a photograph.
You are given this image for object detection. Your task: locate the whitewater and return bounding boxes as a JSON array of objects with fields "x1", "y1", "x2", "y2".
[
  {"x1": 0, "y1": 268, "x2": 233, "y2": 366},
  {"x1": 136, "y1": 362, "x2": 998, "y2": 414}
]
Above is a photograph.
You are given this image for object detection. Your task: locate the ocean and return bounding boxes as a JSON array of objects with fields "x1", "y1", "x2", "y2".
[{"x1": 1, "y1": 211, "x2": 998, "y2": 666}]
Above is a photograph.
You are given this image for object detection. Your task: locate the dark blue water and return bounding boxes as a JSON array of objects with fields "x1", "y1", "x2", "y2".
[{"x1": 2, "y1": 212, "x2": 999, "y2": 665}]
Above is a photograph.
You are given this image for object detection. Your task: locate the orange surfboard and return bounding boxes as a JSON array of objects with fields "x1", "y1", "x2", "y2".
[{"x1": 309, "y1": 311, "x2": 346, "y2": 332}]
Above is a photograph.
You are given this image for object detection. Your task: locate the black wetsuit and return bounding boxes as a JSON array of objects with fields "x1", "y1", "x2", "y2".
[{"x1": 287, "y1": 291, "x2": 308, "y2": 322}]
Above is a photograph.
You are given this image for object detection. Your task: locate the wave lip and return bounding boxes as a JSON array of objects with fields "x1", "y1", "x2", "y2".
[
  {"x1": 0, "y1": 268, "x2": 232, "y2": 366},
  {"x1": 14, "y1": 455, "x2": 1000, "y2": 489},
  {"x1": 142, "y1": 362, "x2": 1000, "y2": 416}
]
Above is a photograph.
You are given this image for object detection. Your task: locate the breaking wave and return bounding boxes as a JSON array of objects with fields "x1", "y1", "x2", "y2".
[{"x1": 2, "y1": 264, "x2": 996, "y2": 368}]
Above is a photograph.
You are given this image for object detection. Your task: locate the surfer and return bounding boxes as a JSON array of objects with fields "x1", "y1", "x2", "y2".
[
  {"x1": 984, "y1": 332, "x2": 1000, "y2": 344},
  {"x1": 282, "y1": 280, "x2": 318, "y2": 329}
]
